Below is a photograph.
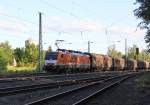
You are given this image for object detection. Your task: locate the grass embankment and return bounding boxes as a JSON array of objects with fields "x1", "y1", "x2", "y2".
[
  {"x1": 0, "y1": 66, "x2": 37, "y2": 76},
  {"x1": 136, "y1": 72, "x2": 150, "y2": 88}
]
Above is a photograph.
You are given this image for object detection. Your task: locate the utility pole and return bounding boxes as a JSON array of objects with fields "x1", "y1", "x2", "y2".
[
  {"x1": 88, "y1": 41, "x2": 93, "y2": 53},
  {"x1": 38, "y1": 12, "x2": 42, "y2": 72},
  {"x1": 125, "y1": 38, "x2": 127, "y2": 68}
]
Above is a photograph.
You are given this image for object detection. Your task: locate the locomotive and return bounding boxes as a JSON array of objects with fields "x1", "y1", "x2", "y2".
[{"x1": 43, "y1": 49, "x2": 150, "y2": 73}]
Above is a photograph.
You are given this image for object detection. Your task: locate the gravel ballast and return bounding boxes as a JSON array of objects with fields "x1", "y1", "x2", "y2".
[{"x1": 85, "y1": 72, "x2": 150, "y2": 105}]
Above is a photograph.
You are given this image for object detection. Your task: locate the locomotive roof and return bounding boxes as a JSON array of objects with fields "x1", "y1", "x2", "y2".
[{"x1": 57, "y1": 49, "x2": 89, "y2": 55}]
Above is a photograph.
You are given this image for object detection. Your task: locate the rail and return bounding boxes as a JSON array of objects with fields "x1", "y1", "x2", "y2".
[{"x1": 25, "y1": 73, "x2": 135, "y2": 105}]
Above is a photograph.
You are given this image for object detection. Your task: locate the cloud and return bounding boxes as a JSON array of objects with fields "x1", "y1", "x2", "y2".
[
  {"x1": 44, "y1": 17, "x2": 103, "y2": 33},
  {"x1": 44, "y1": 16, "x2": 145, "y2": 36},
  {"x1": 0, "y1": 19, "x2": 36, "y2": 34},
  {"x1": 108, "y1": 26, "x2": 146, "y2": 36},
  {"x1": 64, "y1": 20, "x2": 103, "y2": 32},
  {"x1": 0, "y1": 15, "x2": 145, "y2": 36},
  {"x1": 0, "y1": 8, "x2": 37, "y2": 34}
]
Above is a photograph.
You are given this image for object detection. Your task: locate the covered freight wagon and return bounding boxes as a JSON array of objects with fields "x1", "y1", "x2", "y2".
[
  {"x1": 114, "y1": 58, "x2": 125, "y2": 71},
  {"x1": 91, "y1": 53, "x2": 104, "y2": 71},
  {"x1": 103, "y1": 56, "x2": 112, "y2": 70},
  {"x1": 126, "y1": 59, "x2": 137, "y2": 71}
]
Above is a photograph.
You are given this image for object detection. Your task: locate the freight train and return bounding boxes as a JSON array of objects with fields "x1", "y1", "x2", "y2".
[{"x1": 43, "y1": 49, "x2": 150, "y2": 73}]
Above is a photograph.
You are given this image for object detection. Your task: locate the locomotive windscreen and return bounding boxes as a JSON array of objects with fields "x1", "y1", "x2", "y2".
[{"x1": 45, "y1": 52, "x2": 58, "y2": 60}]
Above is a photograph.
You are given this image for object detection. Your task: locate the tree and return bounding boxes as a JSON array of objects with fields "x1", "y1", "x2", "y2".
[
  {"x1": 128, "y1": 45, "x2": 150, "y2": 61},
  {"x1": 0, "y1": 41, "x2": 13, "y2": 65},
  {"x1": 25, "y1": 43, "x2": 38, "y2": 66},
  {"x1": 107, "y1": 47, "x2": 122, "y2": 58},
  {"x1": 128, "y1": 45, "x2": 138, "y2": 60},
  {"x1": 134, "y1": 0, "x2": 150, "y2": 49},
  {"x1": 14, "y1": 48, "x2": 25, "y2": 66},
  {"x1": 0, "y1": 48, "x2": 7, "y2": 70},
  {"x1": 138, "y1": 49, "x2": 150, "y2": 62}
]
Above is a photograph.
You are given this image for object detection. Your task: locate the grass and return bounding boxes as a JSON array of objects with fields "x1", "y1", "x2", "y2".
[
  {"x1": 0, "y1": 65, "x2": 38, "y2": 76},
  {"x1": 136, "y1": 72, "x2": 150, "y2": 88}
]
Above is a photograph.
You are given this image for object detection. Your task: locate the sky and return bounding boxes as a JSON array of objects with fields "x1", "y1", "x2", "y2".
[{"x1": 0, "y1": 0, "x2": 147, "y2": 54}]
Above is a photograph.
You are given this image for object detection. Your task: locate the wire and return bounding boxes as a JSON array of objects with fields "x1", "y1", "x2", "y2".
[
  {"x1": 0, "y1": 11, "x2": 73, "y2": 35},
  {"x1": 0, "y1": 12, "x2": 35, "y2": 25},
  {"x1": 71, "y1": 1, "x2": 99, "y2": 18},
  {"x1": 0, "y1": 0, "x2": 31, "y2": 12},
  {"x1": 39, "y1": 0, "x2": 99, "y2": 40},
  {"x1": 0, "y1": 1, "x2": 74, "y2": 35},
  {"x1": 39, "y1": 0, "x2": 81, "y2": 20}
]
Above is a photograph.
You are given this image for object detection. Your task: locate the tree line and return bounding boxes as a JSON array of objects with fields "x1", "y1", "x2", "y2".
[
  {"x1": 107, "y1": 45, "x2": 150, "y2": 62},
  {"x1": 0, "y1": 41, "x2": 52, "y2": 71}
]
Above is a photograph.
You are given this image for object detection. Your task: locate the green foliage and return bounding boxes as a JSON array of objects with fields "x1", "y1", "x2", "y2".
[
  {"x1": 107, "y1": 47, "x2": 122, "y2": 58},
  {"x1": 0, "y1": 48, "x2": 7, "y2": 71},
  {"x1": 128, "y1": 45, "x2": 137, "y2": 60},
  {"x1": 14, "y1": 48, "x2": 25, "y2": 66},
  {"x1": 25, "y1": 43, "x2": 38, "y2": 66},
  {"x1": 138, "y1": 50, "x2": 150, "y2": 62},
  {"x1": 0, "y1": 40, "x2": 52, "y2": 74},
  {"x1": 14, "y1": 43, "x2": 39, "y2": 67},
  {"x1": 134, "y1": 0, "x2": 150, "y2": 49},
  {"x1": 0, "y1": 41, "x2": 13, "y2": 65},
  {"x1": 134, "y1": 0, "x2": 150, "y2": 29},
  {"x1": 128, "y1": 45, "x2": 150, "y2": 62},
  {"x1": 0, "y1": 65, "x2": 37, "y2": 76}
]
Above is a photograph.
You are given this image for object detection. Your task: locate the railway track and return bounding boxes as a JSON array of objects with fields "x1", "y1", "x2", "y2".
[
  {"x1": 0, "y1": 75, "x2": 115, "y2": 96},
  {"x1": 25, "y1": 73, "x2": 136, "y2": 105},
  {"x1": 0, "y1": 71, "x2": 135, "y2": 97},
  {"x1": 0, "y1": 71, "x2": 125, "y2": 88},
  {"x1": 0, "y1": 71, "x2": 132, "y2": 87},
  {"x1": 0, "y1": 71, "x2": 136, "y2": 83}
]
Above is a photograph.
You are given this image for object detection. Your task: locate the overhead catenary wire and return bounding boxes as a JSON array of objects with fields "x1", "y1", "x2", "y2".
[
  {"x1": 39, "y1": 0, "x2": 81, "y2": 20},
  {"x1": 0, "y1": 0, "x2": 134, "y2": 51},
  {"x1": 1, "y1": 0, "x2": 106, "y2": 41},
  {"x1": 0, "y1": 12, "x2": 72, "y2": 35},
  {"x1": 0, "y1": 1, "x2": 75, "y2": 35},
  {"x1": 39, "y1": 0, "x2": 87, "y2": 41},
  {"x1": 0, "y1": 0, "x2": 32, "y2": 12},
  {"x1": 71, "y1": 0, "x2": 100, "y2": 19},
  {"x1": 0, "y1": 12, "x2": 35, "y2": 25}
]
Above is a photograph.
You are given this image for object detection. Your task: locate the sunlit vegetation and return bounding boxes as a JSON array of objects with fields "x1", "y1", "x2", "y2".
[
  {"x1": 128, "y1": 45, "x2": 150, "y2": 62},
  {"x1": 107, "y1": 44, "x2": 150, "y2": 61},
  {"x1": 0, "y1": 41, "x2": 47, "y2": 75},
  {"x1": 107, "y1": 47, "x2": 122, "y2": 58},
  {"x1": 0, "y1": 48, "x2": 7, "y2": 71},
  {"x1": 0, "y1": 66, "x2": 37, "y2": 76}
]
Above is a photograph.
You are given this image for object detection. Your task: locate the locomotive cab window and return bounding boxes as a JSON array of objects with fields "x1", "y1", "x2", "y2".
[{"x1": 45, "y1": 52, "x2": 58, "y2": 60}]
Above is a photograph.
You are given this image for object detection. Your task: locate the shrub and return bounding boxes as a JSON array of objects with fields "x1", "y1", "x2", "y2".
[{"x1": 0, "y1": 48, "x2": 7, "y2": 71}]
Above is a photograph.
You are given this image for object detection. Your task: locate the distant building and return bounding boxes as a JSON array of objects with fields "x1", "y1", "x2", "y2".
[{"x1": 25, "y1": 38, "x2": 37, "y2": 46}]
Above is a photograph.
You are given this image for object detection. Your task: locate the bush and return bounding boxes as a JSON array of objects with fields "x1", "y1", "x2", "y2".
[{"x1": 0, "y1": 49, "x2": 7, "y2": 71}]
